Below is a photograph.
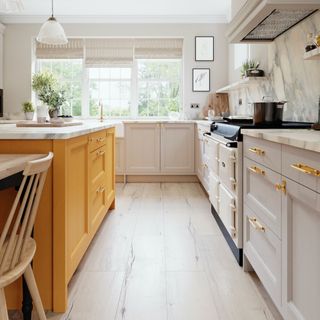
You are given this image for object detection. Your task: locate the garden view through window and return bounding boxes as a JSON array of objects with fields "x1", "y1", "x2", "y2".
[{"x1": 36, "y1": 58, "x2": 182, "y2": 117}]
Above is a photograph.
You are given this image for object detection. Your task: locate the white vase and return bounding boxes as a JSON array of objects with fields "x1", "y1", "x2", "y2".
[
  {"x1": 25, "y1": 112, "x2": 34, "y2": 121},
  {"x1": 37, "y1": 104, "x2": 48, "y2": 123}
]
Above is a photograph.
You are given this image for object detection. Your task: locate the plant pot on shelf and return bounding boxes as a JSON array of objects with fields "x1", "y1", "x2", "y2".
[{"x1": 25, "y1": 112, "x2": 34, "y2": 120}]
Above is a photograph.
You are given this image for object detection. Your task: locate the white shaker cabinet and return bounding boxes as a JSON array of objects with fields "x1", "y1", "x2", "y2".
[
  {"x1": 160, "y1": 123, "x2": 194, "y2": 174},
  {"x1": 125, "y1": 123, "x2": 161, "y2": 174},
  {"x1": 282, "y1": 179, "x2": 320, "y2": 320}
]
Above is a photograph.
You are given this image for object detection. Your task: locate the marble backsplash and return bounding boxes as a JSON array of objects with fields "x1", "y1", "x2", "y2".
[{"x1": 229, "y1": 11, "x2": 320, "y2": 122}]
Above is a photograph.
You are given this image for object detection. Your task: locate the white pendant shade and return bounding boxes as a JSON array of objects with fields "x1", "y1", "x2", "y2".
[
  {"x1": 37, "y1": 17, "x2": 68, "y2": 45},
  {"x1": 0, "y1": 0, "x2": 23, "y2": 13}
]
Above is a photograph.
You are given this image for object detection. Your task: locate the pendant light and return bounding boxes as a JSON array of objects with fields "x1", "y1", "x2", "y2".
[
  {"x1": 37, "y1": 0, "x2": 68, "y2": 45},
  {"x1": 0, "y1": 0, "x2": 23, "y2": 13}
]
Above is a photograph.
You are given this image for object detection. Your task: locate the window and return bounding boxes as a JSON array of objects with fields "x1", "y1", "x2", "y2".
[
  {"x1": 88, "y1": 67, "x2": 132, "y2": 117},
  {"x1": 234, "y1": 44, "x2": 250, "y2": 70},
  {"x1": 35, "y1": 38, "x2": 183, "y2": 118},
  {"x1": 137, "y1": 59, "x2": 181, "y2": 117},
  {"x1": 36, "y1": 59, "x2": 83, "y2": 116}
]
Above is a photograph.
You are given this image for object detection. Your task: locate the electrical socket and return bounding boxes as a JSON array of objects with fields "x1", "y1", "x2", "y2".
[{"x1": 190, "y1": 103, "x2": 199, "y2": 109}]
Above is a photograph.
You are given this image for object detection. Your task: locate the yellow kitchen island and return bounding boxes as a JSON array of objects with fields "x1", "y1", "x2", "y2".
[{"x1": 0, "y1": 122, "x2": 116, "y2": 312}]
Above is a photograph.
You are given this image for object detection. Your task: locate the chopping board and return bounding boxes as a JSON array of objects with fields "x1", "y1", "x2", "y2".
[{"x1": 16, "y1": 121, "x2": 83, "y2": 128}]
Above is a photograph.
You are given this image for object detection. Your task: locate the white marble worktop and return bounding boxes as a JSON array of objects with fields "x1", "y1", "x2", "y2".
[
  {"x1": 0, "y1": 121, "x2": 119, "y2": 140},
  {"x1": 241, "y1": 129, "x2": 320, "y2": 153}
]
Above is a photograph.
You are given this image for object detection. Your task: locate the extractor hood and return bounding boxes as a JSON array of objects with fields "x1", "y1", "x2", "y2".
[{"x1": 227, "y1": 0, "x2": 320, "y2": 43}]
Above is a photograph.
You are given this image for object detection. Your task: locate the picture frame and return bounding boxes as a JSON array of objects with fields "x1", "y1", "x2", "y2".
[
  {"x1": 195, "y1": 36, "x2": 214, "y2": 61},
  {"x1": 192, "y1": 68, "x2": 210, "y2": 92}
]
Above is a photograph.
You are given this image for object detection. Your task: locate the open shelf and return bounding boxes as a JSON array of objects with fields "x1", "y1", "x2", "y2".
[
  {"x1": 304, "y1": 47, "x2": 320, "y2": 60},
  {"x1": 216, "y1": 77, "x2": 268, "y2": 94}
]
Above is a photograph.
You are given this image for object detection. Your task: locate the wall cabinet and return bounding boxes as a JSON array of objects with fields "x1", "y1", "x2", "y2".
[
  {"x1": 125, "y1": 123, "x2": 194, "y2": 175},
  {"x1": 243, "y1": 135, "x2": 320, "y2": 320}
]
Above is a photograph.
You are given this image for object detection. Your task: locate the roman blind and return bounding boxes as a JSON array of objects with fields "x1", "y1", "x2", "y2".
[
  {"x1": 84, "y1": 38, "x2": 134, "y2": 67},
  {"x1": 134, "y1": 38, "x2": 183, "y2": 59},
  {"x1": 35, "y1": 39, "x2": 84, "y2": 59}
]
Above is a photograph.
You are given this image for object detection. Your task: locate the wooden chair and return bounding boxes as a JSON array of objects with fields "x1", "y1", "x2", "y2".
[{"x1": 0, "y1": 152, "x2": 53, "y2": 320}]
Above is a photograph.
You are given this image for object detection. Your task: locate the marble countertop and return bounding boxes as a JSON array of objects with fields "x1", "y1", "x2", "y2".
[
  {"x1": 241, "y1": 129, "x2": 320, "y2": 153},
  {"x1": 0, "y1": 121, "x2": 119, "y2": 140}
]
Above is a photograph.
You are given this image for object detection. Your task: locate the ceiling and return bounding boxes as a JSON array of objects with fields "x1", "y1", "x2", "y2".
[{"x1": 0, "y1": 0, "x2": 229, "y2": 23}]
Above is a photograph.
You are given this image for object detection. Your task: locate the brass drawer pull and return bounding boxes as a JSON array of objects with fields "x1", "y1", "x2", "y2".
[
  {"x1": 96, "y1": 137, "x2": 106, "y2": 143},
  {"x1": 249, "y1": 147, "x2": 265, "y2": 156},
  {"x1": 248, "y1": 217, "x2": 265, "y2": 232},
  {"x1": 291, "y1": 163, "x2": 320, "y2": 177},
  {"x1": 249, "y1": 166, "x2": 265, "y2": 176},
  {"x1": 275, "y1": 180, "x2": 286, "y2": 194},
  {"x1": 96, "y1": 150, "x2": 105, "y2": 157}
]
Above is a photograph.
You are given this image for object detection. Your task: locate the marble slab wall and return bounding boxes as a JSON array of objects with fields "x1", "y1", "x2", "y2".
[{"x1": 229, "y1": 11, "x2": 320, "y2": 122}]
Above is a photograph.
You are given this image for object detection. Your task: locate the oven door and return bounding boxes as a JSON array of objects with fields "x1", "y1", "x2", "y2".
[
  {"x1": 219, "y1": 143, "x2": 237, "y2": 193},
  {"x1": 209, "y1": 173, "x2": 220, "y2": 214},
  {"x1": 219, "y1": 184, "x2": 237, "y2": 239}
]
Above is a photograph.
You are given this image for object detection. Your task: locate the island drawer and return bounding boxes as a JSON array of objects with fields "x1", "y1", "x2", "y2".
[
  {"x1": 88, "y1": 130, "x2": 107, "y2": 152},
  {"x1": 282, "y1": 145, "x2": 320, "y2": 193},
  {"x1": 89, "y1": 144, "x2": 107, "y2": 185},
  {"x1": 244, "y1": 136, "x2": 281, "y2": 172}
]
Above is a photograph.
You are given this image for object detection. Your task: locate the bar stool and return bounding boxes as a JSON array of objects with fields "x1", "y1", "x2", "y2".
[{"x1": 0, "y1": 152, "x2": 53, "y2": 320}]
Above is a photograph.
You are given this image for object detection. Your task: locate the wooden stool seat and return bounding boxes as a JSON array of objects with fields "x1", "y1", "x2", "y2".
[
  {"x1": 0, "y1": 237, "x2": 36, "y2": 288},
  {"x1": 0, "y1": 152, "x2": 53, "y2": 320}
]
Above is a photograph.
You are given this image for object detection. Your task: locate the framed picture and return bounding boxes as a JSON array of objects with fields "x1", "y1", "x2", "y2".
[
  {"x1": 192, "y1": 68, "x2": 210, "y2": 92},
  {"x1": 195, "y1": 36, "x2": 214, "y2": 61}
]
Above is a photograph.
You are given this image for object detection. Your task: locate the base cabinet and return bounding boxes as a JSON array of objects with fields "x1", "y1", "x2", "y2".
[
  {"x1": 125, "y1": 123, "x2": 194, "y2": 175},
  {"x1": 282, "y1": 179, "x2": 320, "y2": 320}
]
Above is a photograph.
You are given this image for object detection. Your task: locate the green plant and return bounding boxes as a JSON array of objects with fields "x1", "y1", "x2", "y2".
[
  {"x1": 22, "y1": 101, "x2": 34, "y2": 113},
  {"x1": 240, "y1": 59, "x2": 260, "y2": 78},
  {"x1": 32, "y1": 71, "x2": 66, "y2": 111}
]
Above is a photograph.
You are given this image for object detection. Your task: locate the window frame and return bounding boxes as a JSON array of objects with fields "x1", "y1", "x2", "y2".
[{"x1": 35, "y1": 57, "x2": 183, "y2": 119}]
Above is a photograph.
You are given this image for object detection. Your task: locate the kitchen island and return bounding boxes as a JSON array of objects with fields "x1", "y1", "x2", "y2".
[{"x1": 0, "y1": 122, "x2": 116, "y2": 312}]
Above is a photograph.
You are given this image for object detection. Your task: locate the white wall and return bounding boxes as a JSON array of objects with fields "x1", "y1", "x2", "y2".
[{"x1": 3, "y1": 23, "x2": 228, "y2": 119}]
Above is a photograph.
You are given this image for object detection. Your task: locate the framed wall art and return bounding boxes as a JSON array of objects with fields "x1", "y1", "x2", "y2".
[
  {"x1": 195, "y1": 36, "x2": 214, "y2": 61},
  {"x1": 192, "y1": 68, "x2": 210, "y2": 92}
]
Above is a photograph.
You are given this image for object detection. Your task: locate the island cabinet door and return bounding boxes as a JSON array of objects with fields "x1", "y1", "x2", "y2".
[
  {"x1": 282, "y1": 178, "x2": 320, "y2": 320},
  {"x1": 105, "y1": 128, "x2": 115, "y2": 208},
  {"x1": 65, "y1": 135, "x2": 90, "y2": 281}
]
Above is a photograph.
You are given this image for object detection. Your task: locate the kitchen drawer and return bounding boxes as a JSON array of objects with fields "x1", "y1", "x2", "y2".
[
  {"x1": 244, "y1": 205, "x2": 281, "y2": 309},
  {"x1": 209, "y1": 173, "x2": 219, "y2": 213},
  {"x1": 244, "y1": 136, "x2": 281, "y2": 172},
  {"x1": 282, "y1": 145, "x2": 320, "y2": 193},
  {"x1": 244, "y1": 158, "x2": 282, "y2": 238},
  {"x1": 88, "y1": 130, "x2": 107, "y2": 152},
  {"x1": 90, "y1": 144, "x2": 107, "y2": 185}
]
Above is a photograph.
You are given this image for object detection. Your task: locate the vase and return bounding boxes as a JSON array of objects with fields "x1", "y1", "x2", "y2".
[
  {"x1": 25, "y1": 112, "x2": 34, "y2": 121},
  {"x1": 49, "y1": 109, "x2": 59, "y2": 119},
  {"x1": 37, "y1": 104, "x2": 48, "y2": 123}
]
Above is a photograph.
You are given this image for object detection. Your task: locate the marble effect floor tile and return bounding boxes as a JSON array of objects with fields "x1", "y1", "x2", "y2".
[{"x1": 36, "y1": 183, "x2": 282, "y2": 320}]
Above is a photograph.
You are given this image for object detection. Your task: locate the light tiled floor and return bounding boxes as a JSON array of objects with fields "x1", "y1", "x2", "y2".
[{"x1": 44, "y1": 183, "x2": 282, "y2": 320}]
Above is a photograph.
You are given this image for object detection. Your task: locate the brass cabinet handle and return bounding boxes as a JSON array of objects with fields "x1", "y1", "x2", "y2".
[
  {"x1": 249, "y1": 147, "x2": 265, "y2": 156},
  {"x1": 291, "y1": 163, "x2": 320, "y2": 177},
  {"x1": 249, "y1": 166, "x2": 265, "y2": 176},
  {"x1": 275, "y1": 180, "x2": 286, "y2": 194},
  {"x1": 96, "y1": 137, "x2": 106, "y2": 142},
  {"x1": 96, "y1": 150, "x2": 105, "y2": 157},
  {"x1": 248, "y1": 217, "x2": 265, "y2": 232}
]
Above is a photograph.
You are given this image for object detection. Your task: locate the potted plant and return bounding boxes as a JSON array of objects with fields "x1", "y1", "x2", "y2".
[
  {"x1": 32, "y1": 71, "x2": 66, "y2": 119},
  {"x1": 22, "y1": 101, "x2": 35, "y2": 120},
  {"x1": 240, "y1": 59, "x2": 264, "y2": 78}
]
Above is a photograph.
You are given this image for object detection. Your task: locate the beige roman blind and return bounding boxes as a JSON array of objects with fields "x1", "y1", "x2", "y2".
[
  {"x1": 84, "y1": 38, "x2": 134, "y2": 67},
  {"x1": 35, "y1": 39, "x2": 84, "y2": 59},
  {"x1": 134, "y1": 38, "x2": 183, "y2": 59}
]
